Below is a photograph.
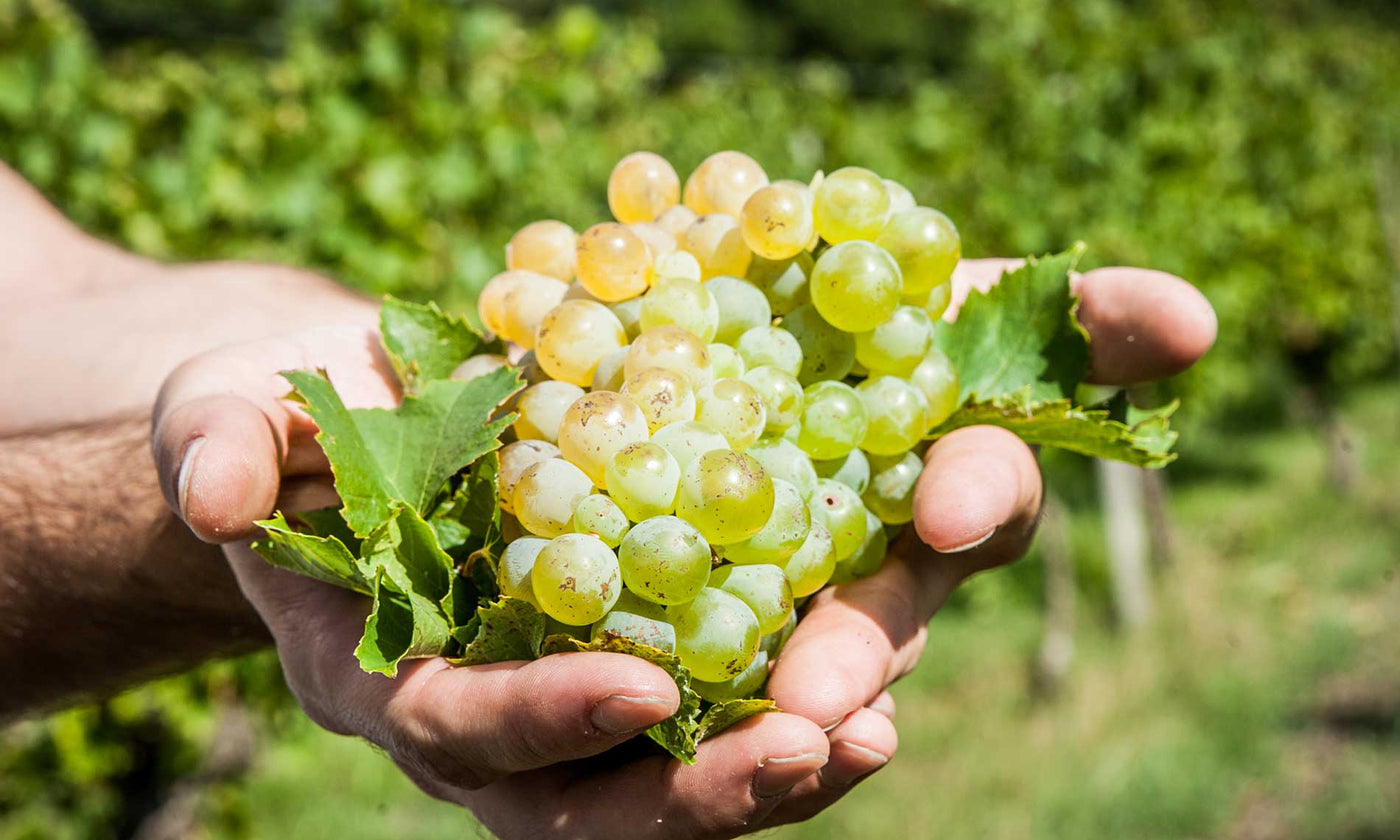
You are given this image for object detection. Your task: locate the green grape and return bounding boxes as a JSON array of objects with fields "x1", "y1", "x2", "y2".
[
  {"x1": 760, "y1": 614, "x2": 797, "y2": 658},
  {"x1": 667, "y1": 587, "x2": 761, "y2": 681},
  {"x1": 863, "y1": 451, "x2": 922, "y2": 525},
  {"x1": 797, "y1": 381, "x2": 869, "y2": 460},
  {"x1": 544, "y1": 616, "x2": 591, "y2": 641},
  {"x1": 785, "y1": 523, "x2": 837, "y2": 597},
  {"x1": 591, "y1": 607, "x2": 676, "y2": 652},
  {"x1": 676, "y1": 449, "x2": 775, "y2": 545},
  {"x1": 711, "y1": 564, "x2": 793, "y2": 635},
  {"x1": 854, "y1": 305, "x2": 934, "y2": 377},
  {"x1": 572, "y1": 493, "x2": 631, "y2": 547},
  {"x1": 720, "y1": 478, "x2": 810, "y2": 566},
  {"x1": 805, "y1": 494, "x2": 828, "y2": 530},
  {"x1": 575, "y1": 222, "x2": 653, "y2": 301},
  {"x1": 621, "y1": 367, "x2": 697, "y2": 432},
  {"x1": 609, "y1": 589, "x2": 669, "y2": 621},
  {"x1": 649, "y1": 419, "x2": 730, "y2": 471},
  {"x1": 640, "y1": 277, "x2": 719, "y2": 342},
  {"x1": 534, "y1": 299, "x2": 629, "y2": 386},
  {"x1": 695, "y1": 378, "x2": 766, "y2": 451},
  {"x1": 513, "y1": 381, "x2": 585, "y2": 444},
  {"x1": 605, "y1": 441, "x2": 681, "y2": 521},
  {"x1": 708, "y1": 343, "x2": 747, "y2": 379},
  {"x1": 809, "y1": 241, "x2": 902, "y2": 332},
  {"x1": 782, "y1": 304, "x2": 856, "y2": 385},
  {"x1": 812, "y1": 478, "x2": 868, "y2": 560},
  {"x1": 513, "y1": 458, "x2": 594, "y2": 538},
  {"x1": 704, "y1": 276, "x2": 772, "y2": 345},
  {"x1": 617, "y1": 514, "x2": 712, "y2": 605},
  {"x1": 682, "y1": 151, "x2": 769, "y2": 217},
  {"x1": 747, "y1": 252, "x2": 812, "y2": 315},
  {"x1": 608, "y1": 151, "x2": 680, "y2": 224},
  {"x1": 736, "y1": 326, "x2": 803, "y2": 377},
  {"x1": 745, "y1": 437, "x2": 818, "y2": 500},
  {"x1": 532, "y1": 533, "x2": 623, "y2": 625},
  {"x1": 557, "y1": 390, "x2": 650, "y2": 487},
  {"x1": 499, "y1": 537, "x2": 549, "y2": 606},
  {"x1": 692, "y1": 651, "x2": 768, "y2": 704},
  {"x1": 812, "y1": 166, "x2": 891, "y2": 243},
  {"x1": 506, "y1": 220, "x2": 577, "y2": 282},
  {"x1": 608, "y1": 297, "x2": 644, "y2": 341},
  {"x1": 656, "y1": 204, "x2": 698, "y2": 236},
  {"x1": 909, "y1": 347, "x2": 961, "y2": 428},
  {"x1": 831, "y1": 510, "x2": 887, "y2": 584},
  {"x1": 874, "y1": 207, "x2": 961, "y2": 296},
  {"x1": 909, "y1": 281, "x2": 953, "y2": 322},
  {"x1": 812, "y1": 448, "x2": 870, "y2": 495},
  {"x1": 742, "y1": 365, "x2": 804, "y2": 434},
  {"x1": 590, "y1": 345, "x2": 630, "y2": 391},
  {"x1": 496, "y1": 440, "x2": 560, "y2": 515},
  {"x1": 856, "y1": 376, "x2": 931, "y2": 456},
  {"x1": 499, "y1": 272, "x2": 569, "y2": 350},
  {"x1": 451, "y1": 353, "x2": 509, "y2": 383},
  {"x1": 625, "y1": 325, "x2": 714, "y2": 389},
  {"x1": 740, "y1": 180, "x2": 814, "y2": 260},
  {"x1": 882, "y1": 179, "x2": 917, "y2": 213},
  {"x1": 654, "y1": 249, "x2": 703, "y2": 284},
  {"x1": 679, "y1": 213, "x2": 752, "y2": 279},
  {"x1": 1075, "y1": 383, "x2": 1123, "y2": 406}
]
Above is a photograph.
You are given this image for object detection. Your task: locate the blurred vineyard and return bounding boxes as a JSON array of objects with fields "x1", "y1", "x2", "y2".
[{"x1": 1, "y1": 0, "x2": 1398, "y2": 837}]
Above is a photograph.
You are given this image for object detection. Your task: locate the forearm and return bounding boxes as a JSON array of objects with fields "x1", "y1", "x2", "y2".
[{"x1": 0, "y1": 414, "x2": 269, "y2": 721}]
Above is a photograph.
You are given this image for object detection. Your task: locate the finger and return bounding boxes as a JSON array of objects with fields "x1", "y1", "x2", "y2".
[
  {"x1": 759, "y1": 707, "x2": 898, "y2": 827},
  {"x1": 1074, "y1": 267, "x2": 1216, "y2": 384},
  {"x1": 868, "y1": 690, "x2": 896, "y2": 720}
]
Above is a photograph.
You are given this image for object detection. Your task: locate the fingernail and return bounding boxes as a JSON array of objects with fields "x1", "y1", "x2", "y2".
[
  {"x1": 590, "y1": 695, "x2": 675, "y2": 736},
  {"x1": 938, "y1": 525, "x2": 996, "y2": 553},
  {"x1": 176, "y1": 437, "x2": 206, "y2": 517},
  {"x1": 820, "y1": 741, "x2": 890, "y2": 788},
  {"x1": 752, "y1": 752, "x2": 828, "y2": 798}
]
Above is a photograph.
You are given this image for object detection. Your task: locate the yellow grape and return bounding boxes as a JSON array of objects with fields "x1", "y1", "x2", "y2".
[
  {"x1": 740, "y1": 181, "x2": 814, "y2": 261},
  {"x1": 534, "y1": 300, "x2": 628, "y2": 386},
  {"x1": 608, "y1": 151, "x2": 680, "y2": 223},
  {"x1": 679, "y1": 213, "x2": 752, "y2": 280},
  {"x1": 655, "y1": 204, "x2": 699, "y2": 235},
  {"x1": 499, "y1": 272, "x2": 568, "y2": 350},
  {"x1": 683, "y1": 151, "x2": 769, "y2": 216},
  {"x1": 630, "y1": 221, "x2": 678, "y2": 261},
  {"x1": 506, "y1": 220, "x2": 577, "y2": 282},
  {"x1": 576, "y1": 222, "x2": 653, "y2": 301}
]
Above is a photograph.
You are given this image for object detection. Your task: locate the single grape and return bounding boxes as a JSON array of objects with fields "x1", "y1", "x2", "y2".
[
  {"x1": 882, "y1": 179, "x2": 917, "y2": 213},
  {"x1": 621, "y1": 367, "x2": 697, "y2": 432},
  {"x1": 745, "y1": 437, "x2": 818, "y2": 500},
  {"x1": 910, "y1": 280, "x2": 953, "y2": 321},
  {"x1": 856, "y1": 376, "x2": 931, "y2": 456},
  {"x1": 562, "y1": 281, "x2": 603, "y2": 302},
  {"x1": 831, "y1": 510, "x2": 887, "y2": 584},
  {"x1": 875, "y1": 207, "x2": 961, "y2": 296},
  {"x1": 782, "y1": 304, "x2": 856, "y2": 385},
  {"x1": 812, "y1": 448, "x2": 870, "y2": 495},
  {"x1": 506, "y1": 220, "x2": 577, "y2": 282},
  {"x1": 513, "y1": 381, "x2": 586, "y2": 443},
  {"x1": 575, "y1": 222, "x2": 653, "y2": 301},
  {"x1": 812, "y1": 478, "x2": 868, "y2": 560},
  {"x1": 531, "y1": 533, "x2": 622, "y2": 625},
  {"x1": 682, "y1": 151, "x2": 769, "y2": 217},
  {"x1": 679, "y1": 213, "x2": 752, "y2": 280},
  {"x1": 655, "y1": 204, "x2": 698, "y2": 235},
  {"x1": 608, "y1": 151, "x2": 680, "y2": 223},
  {"x1": 534, "y1": 300, "x2": 628, "y2": 386},
  {"x1": 695, "y1": 378, "x2": 766, "y2": 451},
  {"x1": 513, "y1": 350, "x2": 549, "y2": 386},
  {"x1": 854, "y1": 305, "x2": 934, "y2": 377},
  {"x1": 496, "y1": 440, "x2": 560, "y2": 515},
  {"x1": 608, "y1": 297, "x2": 644, "y2": 340},
  {"x1": 514, "y1": 458, "x2": 594, "y2": 538},
  {"x1": 477, "y1": 270, "x2": 530, "y2": 338},
  {"x1": 654, "y1": 249, "x2": 702, "y2": 283},
  {"x1": 591, "y1": 600, "x2": 677, "y2": 652},
  {"x1": 649, "y1": 420, "x2": 730, "y2": 471},
  {"x1": 605, "y1": 441, "x2": 681, "y2": 521},
  {"x1": 748, "y1": 252, "x2": 813, "y2": 315},
  {"x1": 784, "y1": 523, "x2": 836, "y2": 597},
  {"x1": 630, "y1": 221, "x2": 678, "y2": 258},
  {"x1": 557, "y1": 390, "x2": 650, "y2": 487},
  {"x1": 617, "y1": 515, "x2": 712, "y2": 605},
  {"x1": 909, "y1": 347, "x2": 962, "y2": 429},
  {"x1": 813, "y1": 166, "x2": 891, "y2": 243},
  {"x1": 590, "y1": 345, "x2": 630, "y2": 391},
  {"x1": 705, "y1": 275, "x2": 772, "y2": 345},
  {"x1": 863, "y1": 451, "x2": 922, "y2": 525},
  {"x1": 544, "y1": 616, "x2": 591, "y2": 641},
  {"x1": 711, "y1": 564, "x2": 793, "y2": 635},
  {"x1": 809, "y1": 241, "x2": 902, "y2": 332},
  {"x1": 499, "y1": 537, "x2": 549, "y2": 606},
  {"x1": 640, "y1": 277, "x2": 719, "y2": 342},
  {"x1": 742, "y1": 365, "x2": 804, "y2": 434},
  {"x1": 736, "y1": 326, "x2": 803, "y2": 377},
  {"x1": 624, "y1": 325, "x2": 714, "y2": 388},
  {"x1": 692, "y1": 650, "x2": 768, "y2": 704},
  {"x1": 667, "y1": 587, "x2": 761, "y2": 681},
  {"x1": 720, "y1": 478, "x2": 810, "y2": 567},
  {"x1": 499, "y1": 272, "x2": 569, "y2": 350},
  {"x1": 797, "y1": 380, "x2": 869, "y2": 460},
  {"x1": 676, "y1": 449, "x2": 775, "y2": 545},
  {"x1": 740, "y1": 181, "x2": 815, "y2": 261},
  {"x1": 451, "y1": 353, "x2": 509, "y2": 382},
  {"x1": 708, "y1": 343, "x2": 747, "y2": 379},
  {"x1": 572, "y1": 493, "x2": 631, "y2": 547}
]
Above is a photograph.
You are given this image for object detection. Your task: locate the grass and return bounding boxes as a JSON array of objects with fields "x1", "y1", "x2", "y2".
[{"x1": 215, "y1": 384, "x2": 1400, "y2": 840}]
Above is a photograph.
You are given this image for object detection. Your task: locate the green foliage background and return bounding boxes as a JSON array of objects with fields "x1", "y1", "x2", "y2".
[{"x1": 1, "y1": 0, "x2": 1398, "y2": 837}]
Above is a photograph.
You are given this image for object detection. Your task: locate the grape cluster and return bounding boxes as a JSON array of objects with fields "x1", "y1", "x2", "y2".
[{"x1": 476, "y1": 151, "x2": 962, "y2": 700}]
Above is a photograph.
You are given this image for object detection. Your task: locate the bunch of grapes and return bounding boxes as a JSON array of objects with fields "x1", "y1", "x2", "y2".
[{"x1": 474, "y1": 151, "x2": 962, "y2": 701}]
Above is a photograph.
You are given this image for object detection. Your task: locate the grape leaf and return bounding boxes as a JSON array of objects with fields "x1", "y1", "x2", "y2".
[
  {"x1": 355, "y1": 566, "x2": 453, "y2": 677},
  {"x1": 431, "y1": 451, "x2": 503, "y2": 564},
  {"x1": 934, "y1": 246, "x2": 1088, "y2": 404},
  {"x1": 283, "y1": 365, "x2": 519, "y2": 535},
  {"x1": 251, "y1": 511, "x2": 370, "y2": 594},
  {"x1": 379, "y1": 297, "x2": 490, "y2": 395},
  {"x1": 929, "y1": 390, "x2": 1180, "y2": 467},
  {"x1": 360, "y1": 505, "x2": 455, "y2": 603},
  {"x1": 449, "y1": 597, "x2": 546, "y2": 666},
  {"x1": 696, "y1": 698, "x2": 781, "y2": 741}
]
